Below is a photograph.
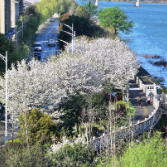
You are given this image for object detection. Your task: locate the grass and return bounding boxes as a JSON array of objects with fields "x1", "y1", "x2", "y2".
[{"x1": 6, "y1": 139, "x2": 20, "y2": 143}]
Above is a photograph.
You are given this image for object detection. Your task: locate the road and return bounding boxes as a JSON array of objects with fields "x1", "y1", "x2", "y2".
[
  {"x1": 34, "y1": 17, "x2": 60, "y2": 60},
  {"x1": 0, "y1": 17, "x2": 60, "y2": 146}
]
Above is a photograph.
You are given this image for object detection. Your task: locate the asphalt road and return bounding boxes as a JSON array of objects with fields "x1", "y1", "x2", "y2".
[
  {"x1": 34, "y1": 17, "x2": 60, "y2": 60},
  {"x1": 0, "y1": 18, "x2": 60, "y2": 146}
]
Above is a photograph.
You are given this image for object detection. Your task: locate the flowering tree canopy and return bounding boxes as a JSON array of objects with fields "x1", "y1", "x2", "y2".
[{"x1": 0, "y1": 37, "x2": 139, "y2": 124}]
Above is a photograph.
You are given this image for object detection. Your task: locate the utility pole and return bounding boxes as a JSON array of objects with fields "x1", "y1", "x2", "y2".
[
  {"x1": 74, "y1": 31, "x2": 76, "y2": 53},
  {"x1": 72, "y1": 24, "x2": 73, "y2": 55},
  {"x1": 0, "y1": 51, "x2": 8, "y2": 143},
  {"x1": 5, "y1": 51, "x2": 8, "y2": 143},
  {"x1": 59, "y1": 23, "x2": 76, "y2": 55}
]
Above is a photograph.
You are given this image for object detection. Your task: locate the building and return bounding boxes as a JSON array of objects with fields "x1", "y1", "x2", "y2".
[
  {"x1": 0, "y1": 0, "x2": 11, "y2": 34},
  {"x1": 0, "y1": 0, "x2": 25, "y2": 39},
  {"x1": 24, "y1": 0, "x2": 32, "y2": 8},
  {"x1": 19, "y1": 0, "x2": 25, "y2": 15}
]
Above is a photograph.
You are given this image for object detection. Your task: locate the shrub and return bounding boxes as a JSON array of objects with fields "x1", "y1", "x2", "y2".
[
  {"x1": 51, "y1": 142, "x2": 98, "y2": 167},
  {"x1": 17, "y1": 108, "x2": 57, "y2": 145},
  {"x1": 3, "y1": 143, "x2": 52, "y2": 167},
  {"x1": 111, "y1": 132, "x2": 167, "y2": 167}
]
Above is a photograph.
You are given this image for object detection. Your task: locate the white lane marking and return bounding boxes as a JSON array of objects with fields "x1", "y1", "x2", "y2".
[{"x1": 46, "y1": 26, "x2": 59, "y2": 37}]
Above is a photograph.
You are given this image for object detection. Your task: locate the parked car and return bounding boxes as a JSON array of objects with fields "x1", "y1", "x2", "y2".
[
  {"x1": 33, "y1": 52, "x2": 41, "y2": 60},
  {"x1": 34, "y1": 42, "x2": 42, "y2": 51},
  {"x1": 48, "y1": 39, "x2": 55, "y2": 46}
]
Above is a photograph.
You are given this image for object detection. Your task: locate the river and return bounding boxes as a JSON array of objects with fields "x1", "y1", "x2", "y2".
[{"x1": 76, "y1": 0, "x2": 167, "y2": 86}]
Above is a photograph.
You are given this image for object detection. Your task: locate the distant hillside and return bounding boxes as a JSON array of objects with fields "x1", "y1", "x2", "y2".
[{"x1": 108, "y1": 0, "x2": 167, "y2": 3}]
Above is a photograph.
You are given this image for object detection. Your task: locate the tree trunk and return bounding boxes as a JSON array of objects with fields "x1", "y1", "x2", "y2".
[{"x1": 114, "y1": 28, "x2": 117, "y2": 34}]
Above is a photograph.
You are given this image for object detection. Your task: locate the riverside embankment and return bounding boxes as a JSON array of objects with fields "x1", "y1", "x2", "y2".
[{"x1": 76, "y1": 0, "x2": 167, "y2": 87}]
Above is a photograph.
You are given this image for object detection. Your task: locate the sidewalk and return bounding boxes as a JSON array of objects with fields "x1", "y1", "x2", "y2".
[{"x1": 129, "y1": 79, "x2": 155, "y2": 123}]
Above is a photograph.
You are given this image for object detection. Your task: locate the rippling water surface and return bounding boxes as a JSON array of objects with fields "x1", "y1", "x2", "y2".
[{"x1": 76, "y1": 0, "x2": 167, "y2": 86}]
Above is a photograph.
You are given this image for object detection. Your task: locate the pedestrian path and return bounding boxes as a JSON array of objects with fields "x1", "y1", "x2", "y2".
[{"x1": 129, "y1": 79, "x2": 155, "y2": 123}]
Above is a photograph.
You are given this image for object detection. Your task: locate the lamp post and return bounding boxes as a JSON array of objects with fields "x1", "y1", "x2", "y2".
[
  {"x1": 56, "y1": 38, "x2": 70, "y2": 46},
  {"x1": 0, "y1": 51, "x2": 8, "y2": 143},
  {"x1": 59, "y1": 23, "x2": 76, "y2": 54}
]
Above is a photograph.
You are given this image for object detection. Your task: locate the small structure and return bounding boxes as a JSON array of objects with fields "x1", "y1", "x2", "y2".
[
  {"x1": 95, "y1": 0, "x2": 98, "y2": 6},
  {"x1": 135, "y1": 0, "x2": 139, "y2": 7}
]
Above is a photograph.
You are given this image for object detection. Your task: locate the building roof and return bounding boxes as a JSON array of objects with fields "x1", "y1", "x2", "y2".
[{"x1": 24, "y1": 0, "x2": 32, "y2": 7}]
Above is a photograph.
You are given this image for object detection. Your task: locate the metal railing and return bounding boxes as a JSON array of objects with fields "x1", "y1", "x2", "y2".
[{"x1": 90, "y1": 75, "x2": 164, "y2": 151}]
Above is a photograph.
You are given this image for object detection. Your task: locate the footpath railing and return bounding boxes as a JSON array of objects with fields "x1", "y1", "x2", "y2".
[{"x1": 91, "y1": 76, "x2": 164, "y2": 151}]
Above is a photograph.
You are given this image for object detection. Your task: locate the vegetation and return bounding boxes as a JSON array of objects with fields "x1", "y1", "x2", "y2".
[
  {"x1": 17, "y1": 0, "x2": 74, "y2": 43},
  {"x1": 1, "y1": 1, "x2": 163, "y2": 166},
  {"x1": 0, "y1": 33, "x2": 29, "y2": 75},
  {"x1": 91, "y1": 92, "x2": 107, "y2": 121},
  {"x1": 50, "y1": 143, "x2": 98, "y2": 167},
  {"x1": 0, "y1": 143, "x2": 52, "y2": 167},
  {"x1": 84, "y1": 2, "x2": 98, "y2": 16},
  {"x1": 17, "y1": 108, "x2": 57, "y2": 145},
  {"x1": 98, "y1": 7, "x2": 135, "y2": 34},
  {"x1": 58, "y1": 92, "x2": 87, "y2": 135},
  {"x1": 102, "y1": 132, "x2": 167, "y2": 167},
  {"x1": 0, "y1": 141, "x2": 98, "y2": 167},
  {"x1": 58, "y1": 14, "x2": 106, "y2": 50}
]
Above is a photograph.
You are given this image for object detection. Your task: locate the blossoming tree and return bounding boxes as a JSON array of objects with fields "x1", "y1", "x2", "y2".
[{"x1": 0, "y1": 37, "x2": 139, "y2": 127}]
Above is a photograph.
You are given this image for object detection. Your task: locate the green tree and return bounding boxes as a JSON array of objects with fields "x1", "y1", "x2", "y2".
[
  {"x1": 114, "y1": 132, "x2": 167, "y2": 166},
  {"x1": 59, "y1": 92, "x2": 87, "y2": 135},
  {"x1": 98, "y1": 6, "x2": 135, "y2": 34},
  {"x1": 84, "y1": 2, "x2": 98, "y2": 16},
  {"x1": 74, "y1": 5, "x2": 90, "y2": 18},
  {"x1": 58, "y1": 15, "x2": 105, "y2": 50},
  {"x1": 91, "y1": 92, "x2": 107, "y2": 123},
  {"x1": 0, "y1": 33, "x2": 14, "y2": 75},
  {"x1": 17, "y1": 108, "x2": 57, "y2": 145},
  {"x1": 0, "y1": 33, "x2": 28, "y2": 75}
]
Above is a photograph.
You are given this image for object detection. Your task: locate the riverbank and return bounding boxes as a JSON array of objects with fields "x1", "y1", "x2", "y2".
[{"x1": 109, "y1": 0, "x2": 167, "y2": 4}]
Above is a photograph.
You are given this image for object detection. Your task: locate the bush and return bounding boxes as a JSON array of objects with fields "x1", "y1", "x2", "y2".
[
  {"x1": 17, "y1": 108, "x2": 57, "y2": 145},
  {"x1": 111, "y1": 132, "x2": 167, "y2": 167},
  {"x1": 1, "y1": 143, "x2": 52, "y2": 167},
  {"x1": 51, "y1": 142, "x2": 98, "y2": 167}
]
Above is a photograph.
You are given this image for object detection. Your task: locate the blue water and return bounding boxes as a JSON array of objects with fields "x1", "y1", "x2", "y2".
[{"x1": 76, "y1": 0, "x2": 167, "y2": 86}]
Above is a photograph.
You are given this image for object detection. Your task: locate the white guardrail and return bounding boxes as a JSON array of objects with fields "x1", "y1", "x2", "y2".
[{"x1": 91, "y1": 75, "x2": 164, "y2": 151}]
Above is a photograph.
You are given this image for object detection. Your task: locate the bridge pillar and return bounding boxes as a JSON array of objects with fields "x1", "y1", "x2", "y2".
[{"x1": 135, "y1": 0, "x2": 139, "y2": 7}]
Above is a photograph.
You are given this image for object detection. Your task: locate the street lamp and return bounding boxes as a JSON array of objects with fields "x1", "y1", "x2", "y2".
[
  {"x1": 59, "y1": 23, "x2": 76, "y2": 54},
  {"x1": 0, "y1": 51, "x2": 8, "y2": 143}
]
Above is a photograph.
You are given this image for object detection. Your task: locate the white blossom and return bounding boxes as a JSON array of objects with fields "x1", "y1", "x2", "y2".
[{"x1": 0, "y1": 37, "x2": 139, "y2": 124}]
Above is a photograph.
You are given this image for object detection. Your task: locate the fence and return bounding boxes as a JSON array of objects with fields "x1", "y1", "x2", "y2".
[
  {"x1": 135, "y1": 76, "x2": 161, "y2": 109},
  {"x1": 91, "y1": 75, "x2": 164, "y2": 151},
  {"x1": 91, "y1": 107, "x2": 162, "y2": 151}
]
